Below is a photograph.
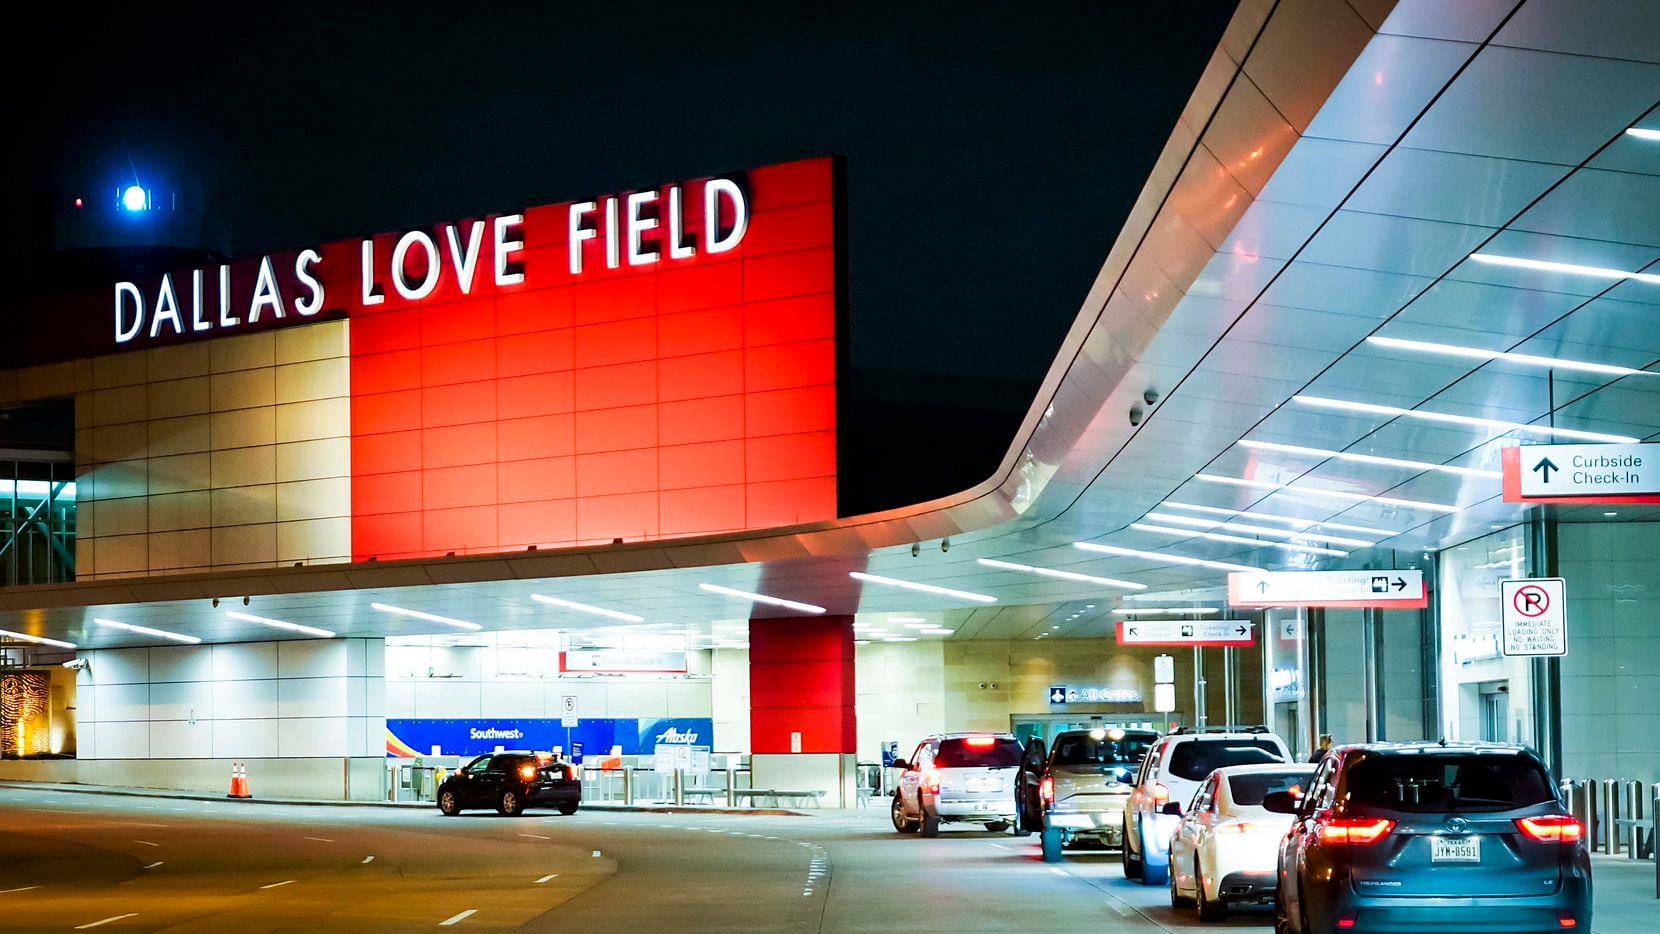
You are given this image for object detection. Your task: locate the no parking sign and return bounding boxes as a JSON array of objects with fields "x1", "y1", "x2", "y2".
[{"x1": 1500, "y1": 578, "x2": 1567, "y2": 657}]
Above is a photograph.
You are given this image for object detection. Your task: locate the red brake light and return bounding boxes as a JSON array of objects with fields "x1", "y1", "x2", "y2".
[
  {"x1": 1040, "y1": 776, "x2": 1054, "y2": 804},
  {"x1": 1517, "y1": 815, "x2": 1582, "y2": 844},
  {"x1": 1318, "y1": 817, "x2": 1394, "y2": 845},
  {"x1": 964, "y1": 736, "x2": 996, "y2": 747},
  {"x1": 1151, "y1": 783, "x2": 1170, "y2": 805},
  {"x1": 923, "y1": 767, "x2": 941, "y2": 795}
]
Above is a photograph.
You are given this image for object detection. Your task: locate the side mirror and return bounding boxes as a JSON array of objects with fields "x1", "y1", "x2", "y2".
[
  {"x1": 1161, "y1": 802, "x2": 1184, "y2": 816},
  {"x1": 891, "y1": 758, "x2": 909, "y2": 772},
  {"x1": 1262, "y1": 791, "x2": 1302, "y2": 814}
]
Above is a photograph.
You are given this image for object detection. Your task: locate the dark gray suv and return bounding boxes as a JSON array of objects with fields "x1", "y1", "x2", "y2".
[{"x1": 1267, "y1": 742, "x2": 1590, "y2": 933}]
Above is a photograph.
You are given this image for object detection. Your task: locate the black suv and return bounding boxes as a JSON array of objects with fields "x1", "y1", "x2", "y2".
[
  {"x1": 1267, "y1": 742, "x2": 1590, "y2": 933},
  {"x1": 436, "y1": 753, "x2": 582, "y2": 817}
]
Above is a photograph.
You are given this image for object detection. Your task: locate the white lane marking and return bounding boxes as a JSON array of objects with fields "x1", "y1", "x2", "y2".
[
  {"x1": 303, "y1": 836, "x2": 334, "y2": 843},
  {"x1": 1048, "y1": 867, "x2": 1067, "y2": 876},
  {"x1": 591, "y1": 850, "x2": 601, "y2": 858},
  {"x1": 1106, "y1": 901, "x2": 1132, "y2": 917},
  {"x1": 259, "y1": 880, "x2": 294, "y2": 890},
  {"x1": 108, "y1": 822, "x2": 167, "y2": 828},
  {"x1": 988, "y1": 842, "x2": 1007, "y2": 849},
  {"x1": 517, "y1": 833, "x2": 550, "y2": 841},
  {"x1": 361, "y1": 856, "x2": 375, "y2": 864},
  {"x1": 533, "y1": 874, "x2": 558, "y2": 884},
  {"x1": 75, "y1": 914, "x2": 138, "y2": 929},
  {"x1": 143, "y1": 862, "x2": 163, "y2": 870},
  {"x1": 439, "y1": 909, "x2": 477, "y2": 926},
  {"x1": 0, "y1": 886, "x2": 41, "y2": 894},
  {"x1": 132, "y1": 840, "x2": 160, "y2": 847}
]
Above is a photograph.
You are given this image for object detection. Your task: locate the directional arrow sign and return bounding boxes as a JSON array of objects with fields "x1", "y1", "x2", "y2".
[
  {"x1": 1503, "y1": 443, "x2": 1660, "y2": 504},
  {"x1": 1227, "y1": 570, "x2": 1427, "y2": 609},
  {"x1": 1116, "y1": 620, "x2": 1255, "y2": 647}
]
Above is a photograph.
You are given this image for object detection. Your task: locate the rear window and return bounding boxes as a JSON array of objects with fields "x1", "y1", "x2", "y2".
[
  {"x1": 1228, "y1": 769, "x2": 1314, "y2": 806},
  {"x1": 1167, "y1": 739, "x2": 1284, "y2": 781},
  {"x1": 935, "y1": 737, "x2": 1023, "y2": 768},
  {"x1": 1051, "y1": 732, "x2": 1157, "y2": 771},
  {"x1": 1344, "y1": 754, "x2": 1556, "y2": 813}
]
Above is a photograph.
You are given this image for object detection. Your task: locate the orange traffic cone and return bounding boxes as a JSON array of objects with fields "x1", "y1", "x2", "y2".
[{"x1": 228, "y1": 762, "x2": 251, "y2": 799}]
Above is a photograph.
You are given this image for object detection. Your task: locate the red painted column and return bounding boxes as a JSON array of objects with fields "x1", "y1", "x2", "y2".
[{"x1": 749, "y1": 615, "x2": 855, "y2": 754}]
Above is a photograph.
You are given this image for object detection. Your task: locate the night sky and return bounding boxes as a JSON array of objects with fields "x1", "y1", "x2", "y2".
[{"x1": 9, "y1": 2, "x2": 1236, "y2": 513}]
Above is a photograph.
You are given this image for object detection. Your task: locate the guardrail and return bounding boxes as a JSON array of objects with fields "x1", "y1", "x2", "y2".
[
  {"x1": 581, "y1": 766, "x2": 753, "y2": 806},
  {"x1": 1560, "y1": 778, "x2": 1658, "y2": 898}
]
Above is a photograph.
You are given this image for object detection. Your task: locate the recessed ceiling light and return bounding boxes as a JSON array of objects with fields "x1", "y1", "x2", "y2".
[
  {"x1": 1145, "y1": 511, "x2": 1375, "y2": 548},
  {"x1": 1468, "y1": 252, "x2": 1660, "y2": 285},
  {"x1": 0, "y1": 628, "x2": 76, "y2": 649},
  {"x1": 1365, "y1": 335, "x2": 1654, "y2": 378},
  {"x1": 1159, "y1": 501, "x2": 1398, "y2": 537},
  {"x1": 1626, "y1": 127, "x2": 1660, "y2": 141},
  {"x1": 698, "y1": 583, "x2": 827, "y2": 615},
  {"x1": 1292, "y1": 395, "x2": 1638, "y2": 444},
  {"x1": 903, "y1": 622, "x2": 933, "y2": 630},
  {"x1": 1132, "y1": 522, "x2": 1349, "y2": 557},
  {"x1": 920, "y1": 627, "x2": 954, "y2": 635},
  {"x1": 888, "y1": 616, "x2": 927, "y2": 623},
  {"x1": 883, "y1": 636, "x2": 918, "y2": 643},
  {"x1": 93, "y1": 618, "x2": 201, "y2": 644},
  {"x1": 370, "y1": 603, "x2": 482, "y2": 630},
  {"x1": 1604, "y1": 511, "x2": 1619, "y2": 517},
  {"x1": 849, "y1": 572, "x2": 996, "y2": 604},
  {"x1": 1073, "y1": 542, "x2": 1259, "y2": 573},
  {"x1": 225, "y1": 610, "x2": 334, "y2": 639},
  {"x1": 1238, "y1": 439, "x2": 1499, "y2": 479},
  {"x1": 1193, "y1": 473, "x2": 1460, "y2": 514},
  {"x1": 530, "y1": 594, "x2": 646, "y2": 622},
  {"x1": 974, "y1": 557, "x2": 1146, "y2": 590}
]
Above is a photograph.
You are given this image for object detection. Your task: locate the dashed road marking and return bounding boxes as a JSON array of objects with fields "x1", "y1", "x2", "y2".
[
  {"x1": 988, "y1": 843, "x2": 1007, "y2": 849},
  {"x1": 143, "y1": 862, "x2": 163, "y2": 870},
  {"x1": 1106, "y1": 901, "x2": 1132, "y2": 917},
  {"x1": 361, "y1": 856, "x2": 375, "y2": 864},
  {"x1": 439, "y1": 909, "x2": 477, "y2": 926},
  {"x1": 1048, "y1": 867, "x2": 1067, "y2": 876},
  {"x1": 259, "y1": 880, "x2": 294, "y2": 890},
  {"x1": 518, "y1": 833, "x2": 550, "y2": 841},
  {"x1": 591, "y1": 850, "x2": 602, "y2": 858},
  {"x1": 75, "y1": 914, "x2": 138, "y2": 929},
  {"x1": 0, "y1": 886, "x2": 41, "y2": 894},
  {"x1": 133, "y1": 840, "x2": 160, "y2": 847},
  {"x1": 303, "y1": 836, "x2": 334, "y2": 843},
  {"x1": 534, "y1": 874, "x2": 558, "y2": 884}
]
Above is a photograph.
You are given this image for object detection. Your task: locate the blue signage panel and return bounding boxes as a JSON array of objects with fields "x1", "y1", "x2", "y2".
[{"x1": 386, "y1": 717, "x2": 712, "y2": 758}]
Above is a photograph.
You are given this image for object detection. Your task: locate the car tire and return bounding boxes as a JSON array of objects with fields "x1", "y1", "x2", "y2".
[
  {"x1": 1196, "y1": 859, "x2": 1227, "y2": 922},
  {"x1": 1170, "y1": 859, "x2": 1194, "y2": 908},
  {"x1": 921, "y1": 812, "x2": 941, "y2": 837},
  {"x1": 437, "y1": 789, "x2": 460, "y2": 816},
  {"x1": 1040, "y1": 826, "x2": 1064, "y2": 862},
  {"x1": 892, "y1": 795, "x2": 918, "y2": 834},
  {"x1": 556, "y1": 800, "x2": 578, "y2": 816},
  {"x1": 1122, "y1": 819, "x2": 1144, "y2": 880},
  {"x1": 1011, "y1": 820, "x2": 1031, "y2": 838},
  {"x1": 497, "y1": 789, "x2": 523, "y2": 816},
  {"x1": 985, "y1": 820, "x2": 1010, "y2": 834}
]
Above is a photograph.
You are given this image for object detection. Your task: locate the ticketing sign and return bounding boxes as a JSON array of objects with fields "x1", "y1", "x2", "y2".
[
  {"x1": 1115, "y1": 620, "x2": 1254, "y2": 647},
  {"x1": 1502, "y1": 443, "x2": 1660, "y2": 504},
  {"x1": 1228, "y1": 569, "x2": 1427, "y2": 609}
]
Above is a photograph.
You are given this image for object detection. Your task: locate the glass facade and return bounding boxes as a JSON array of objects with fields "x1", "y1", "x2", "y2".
[{"x1": 0, "y1": 462, "x2": 75, "y2": 586}]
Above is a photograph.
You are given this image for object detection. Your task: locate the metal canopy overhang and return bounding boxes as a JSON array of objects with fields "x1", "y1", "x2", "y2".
[{"x1": 5, "y1": 0, "x2": 1659, "y2": 650}]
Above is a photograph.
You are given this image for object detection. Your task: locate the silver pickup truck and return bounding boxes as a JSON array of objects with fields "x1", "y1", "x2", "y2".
[{"x1": 1015, "y1": 727, "x2": 1160, "y2": 862}]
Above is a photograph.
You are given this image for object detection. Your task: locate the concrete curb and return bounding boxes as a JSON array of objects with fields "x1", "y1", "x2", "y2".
[{"x1": 0, "y1": 780, "x2": 810, "y2": 817}]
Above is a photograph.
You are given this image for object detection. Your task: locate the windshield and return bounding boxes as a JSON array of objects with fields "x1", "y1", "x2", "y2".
[
  {"x1": 1167, "y1": 739, "x2": 1284, "y2": 781},
  {"x1": 935, "y1": 737, "x2": 1023, "y2": 768},
  {"x1": 1228, "y1": 769, "x2": 1314, "y2": 806},
  {"x1": 1050, "y1": 732, "x2": 1157, "y2": 779},
  {"x1": 1344, "y1": 754, "x2": 1556, "y2": 813}
]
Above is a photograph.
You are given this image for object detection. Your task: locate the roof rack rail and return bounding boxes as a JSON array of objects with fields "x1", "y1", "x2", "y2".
[{"x1": 1170, "y1": 725, "x2": 1270, "y2": 735}]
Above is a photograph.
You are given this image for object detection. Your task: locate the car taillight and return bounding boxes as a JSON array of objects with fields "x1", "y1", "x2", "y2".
[
  {"x1": 964, "y1": 735, "x2": 996, "y2": 747},
  {"x1": 1317, "y1": 817, "x2": 1394, "y2": 845},
  {"x1": 1216, "y1": 820, "x2": 1259, "y2": 834},
  {"x1": 923, "y1": 767, "x2": 941, "y2": 795},
  {"x1": 1517, "y1": 815, "x2": 1582, "y2": 844},
  {"x1": 518, "y1": 764, "x2": 537, "y2": 781},
  {"x1": 1040, "y1": 776, "x2": 1053, "y2": 804},
  {"x1": 1151, "y1": 783, "x2": 1170, "y2": 805}
]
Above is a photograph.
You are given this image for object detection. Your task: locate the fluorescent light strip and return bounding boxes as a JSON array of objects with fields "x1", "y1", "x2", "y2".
[
  {"x1": 849, "y1": 572, "x2": 997, "y2": 604},
  {"x1": 975, "y1": 557, "x2": 1147, "y2": 591},
  {"x1": 1194, "y1": 473, "x2": 1460, "y2": 514},
  {"x1": 888, "y1": 616, "x2": 927, "y2": 623},
  {"x1": 1112, "y1": 608, "x2": 1220, "y2": 615},
  {"x1": 0, "y1": 628, "x2": 76, "y2": 650},
  {"x1": 1133, "y1": 522, "x2": 1349, "y2": 557},
  {"x1": 370, "y1": 603, "x2": 482, "y2": 631},
  {"x1": 1468, "y1": 252, "x2": 1660, "y2": 285},
  {"x1": 921, "y1": 628, "x2": 955, "y2": 635},
  {"x1": 225, "y1": 610, "x2": 335, "y2": 639},
  {"x1": 1073, "y1": 542, "x2": 1259, "y2": 573},
  {"x1": 1292, "y1": 394, "x2": 1637, "y2": 444},
  {"x1": 902, "y1": 623, "x2": 933, "y2": 630},
  {"x1": 698, "y1": 583, "x2": 827, "y2": 615},
  {"x1": 1238, "y1": 439, "x2": 1499, "y2": 479},
  {"x1": 1627, "y1": 127, "x2": 1660, "y2": 141},
  {"x1": 1366, "y1": 335, "x2": 1652, "y2": 378},
  {"x1": 1159, "y1": 501, "x2": 1398, "y2": 537},
  {"x1": 530, "y1": 594, "x2": 645, "y2": 623},
  {"x1": 93, "y1": 618, "x2": 201, "y2": 644},
  {"x1": 1145, "y1": 511, "x2": 1375, "y2": 548}
]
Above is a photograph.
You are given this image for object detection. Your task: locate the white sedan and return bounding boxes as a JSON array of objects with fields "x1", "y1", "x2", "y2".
[{"x1": 1167, "y1": 762, "x2": 1314, "y2": 922}]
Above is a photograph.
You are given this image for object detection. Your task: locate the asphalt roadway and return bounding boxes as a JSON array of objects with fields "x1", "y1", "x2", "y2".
[{"x1": 0, "y1": 785, "x2": 1648, "y2": 932}]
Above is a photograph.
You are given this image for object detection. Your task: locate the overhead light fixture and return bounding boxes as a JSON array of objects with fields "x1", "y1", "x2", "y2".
[
  {"x1": 1625, "y1": 127, "x2": 1660, "y2": 141},
  {"x1": 93, "y1": 618, "x2": 200, "y2": 644},
  {"x1": 1112, "y1": 607, "x2": 1220, "y2": 615},
  {"x1": 854, "y1": 640, "x2": 872, "y2": 646},
  {"x1": 1237, "y1": 439, "x2": 1499, "y2": 479},
  {"x1": 530, "y1": 594, "x2": 645, "y2": 623},
  {"x1": 1144, "y1": 511, "x2": 1375, "y2": 548},
  {"x1": 0, "y1": 628, "x2": 76, "y2": 650},
  {"x1": 1365, "y1": 335, "x2": 1654, "y2": 378},
  {"x1": 1158, "y1": 501, "x2": 1398, "y2": 537},
  {"x1": 901, "y1": 622, "x2": 934, "y2": 630},
  {"x1": 883, "y1": 636, "x2": 918, "y2": 643},
  {"x1": 920, "y1": 627, "x2": 955, "y2": 635},
  {"x1": 887, "y1": 616, "x2": 927, "y2": 623},
  {"x1": 849, "y1": 572, "x2": 996, "y2": 604},
  {"x1": 698, "y1": 583, "x2": 827, "y2": 615},
  {"x1": 1468, "y1": 252, "x2": 1660, "y2": 285},
  {"x1": 1132, "y1": 522, "x2": 1348, "y2": 557},
  {"x1": 1194, "y1": 473, "x2": 1461, "y2": 514},
  {"x1": 974, "y1": 557, "x2": 1146, "y2": 590},
  {"x1": 1291, "y1": 394, "x2": 1636, "y2": 444},
  {"x1": 370, "y1": 603, "x2": 482, "y2": 631},
  {"x1": 1073, "y1": 542, "x2": 1259, "y2": 573},
  {"x1": 225, "y1": 610, "x2": 335, "y2": 639}
]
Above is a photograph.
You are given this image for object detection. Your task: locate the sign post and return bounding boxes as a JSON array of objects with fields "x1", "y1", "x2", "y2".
[{"x1": 1500, "y1": 578, "x2": 1567, "y2": 657}]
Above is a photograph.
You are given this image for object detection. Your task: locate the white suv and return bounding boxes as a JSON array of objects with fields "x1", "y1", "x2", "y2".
[
  {"x1": 1121, "y1": 727, "x2": 1290, "y2": 885},
  {"x1": 891, "y1": 733, "x2": 1023, "y2": 837}
]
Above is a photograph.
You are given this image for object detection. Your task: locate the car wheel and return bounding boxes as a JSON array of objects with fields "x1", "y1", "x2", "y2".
[
  {"x1": 985, "y1": 820, "x2": 1010, "y2": 834},
  {"x1": 1170, "y1": 858, "x2": 1194, "y2": 908},
  {"x1": 1273, "y1": 878, "x2": 1294, "y2": 934},
  {"x1": 437, "y1": 789, "x2": 460, "y2": 816},
  {"x1": 921, "y1": 812, "x2": 941, "y2": 837},
  {"x1": 556, "y1": 800, "x2": 578, "y2": 816},
  {"x1": 1040, "y1": 826, "x2": 1064, "y2": 862},
  {"x1": 1139, "y1": 834, "x2": 1167, "y2": 886},
  {"x1": 497, "y1": 789, "x2": 522, "y2": 816},
  {"x1": 1196, "y1": 858, "x2": 1227, "y2": 922},
  {"x1": 1122, "y1": 819, "x2": 1144, "y2": 880},
  {"x1": 891, "y1": 795, "x2": 917, "y2": 834},
  {"x1": 1011, "y1": 819, "x2": 1031, "y2": 838}
]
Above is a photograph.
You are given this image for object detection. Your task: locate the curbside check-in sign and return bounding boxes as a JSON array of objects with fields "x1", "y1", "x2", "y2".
[
  {"x1": 1502, "y1": 443, "x2": 1660, "y2": 504},
  {"x1": 1500, "y1": 578, "x2": 1566, "y2": 657}
]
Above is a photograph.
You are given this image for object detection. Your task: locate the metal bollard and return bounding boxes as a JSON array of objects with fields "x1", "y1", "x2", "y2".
[
  {"x1": 1626, "y1": 781, "x2": 1644, "y2": 861},
  {"x1": 674, "y1": 769, "x2": 684, "y2": 806},
  {"x1": 725, "y1": 767, "x2": 736, "y2": 807},
  {"x1": 1651, "y1": 783, "x2": 1658, "y2": 899},
  {"x1": 1604, "y1": 779, "x2": 1620, "y2": 855},
  {"x1": 623, "y1": 766, "x2": 634, "y2": 805}
]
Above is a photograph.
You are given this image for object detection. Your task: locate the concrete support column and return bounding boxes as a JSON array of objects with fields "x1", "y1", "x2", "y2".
[{"x1": 748, "y1": 615, "x2": 856, "y2": 805}]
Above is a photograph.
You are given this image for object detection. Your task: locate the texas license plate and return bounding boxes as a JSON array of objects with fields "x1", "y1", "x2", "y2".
[
  {"x1": 1431, "y1": 835, "x2": 1480, "y2": 862},
  {"x1": 966, "y1": 777, "x2": 1001, "y2": 792}
]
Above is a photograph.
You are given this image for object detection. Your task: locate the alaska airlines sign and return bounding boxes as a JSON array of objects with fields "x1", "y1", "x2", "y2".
[{"x1": 111, "y1": 176, "x2": 752, "y2": 347}]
